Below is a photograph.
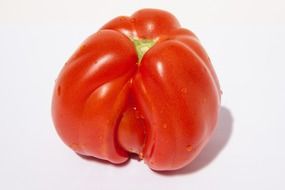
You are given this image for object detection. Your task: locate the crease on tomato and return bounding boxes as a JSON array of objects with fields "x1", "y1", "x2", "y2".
[{"x1": 78, "y1": 70, "x2": 135, "y2": 161}]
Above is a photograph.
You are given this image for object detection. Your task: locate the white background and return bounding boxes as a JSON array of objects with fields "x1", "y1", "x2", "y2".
[{"x1": 1, "y1": 0, "x2": 285, "y2": 189}]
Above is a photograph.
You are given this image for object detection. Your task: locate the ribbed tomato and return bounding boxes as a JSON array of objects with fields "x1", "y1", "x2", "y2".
[{"x1": 52, "y1": 8, "x2": 221, "y2": 171}]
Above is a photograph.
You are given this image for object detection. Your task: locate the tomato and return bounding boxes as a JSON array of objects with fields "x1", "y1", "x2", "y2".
[{"x1": 52, "y1": 8, "x2": 221, "y2": 171}]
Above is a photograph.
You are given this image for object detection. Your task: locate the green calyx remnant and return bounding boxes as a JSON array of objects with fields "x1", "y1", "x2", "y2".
[{"x1": 132, "y1": 38, "x2": 157, "y2": 63}]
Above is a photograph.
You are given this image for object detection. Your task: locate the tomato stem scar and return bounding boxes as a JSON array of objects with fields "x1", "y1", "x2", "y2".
[{"x1": 132, "y1": 38, "x2": 157, "y2": 63}]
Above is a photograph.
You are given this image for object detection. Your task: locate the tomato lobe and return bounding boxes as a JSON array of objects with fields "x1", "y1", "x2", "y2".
[{"x1": 117, "y1": 107, "x2": 146, "y2": 155}]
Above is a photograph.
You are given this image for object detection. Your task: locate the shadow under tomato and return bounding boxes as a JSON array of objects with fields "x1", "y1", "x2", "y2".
[{"x1": 157, "y1": 106, "x2": 234, "y2": 176}]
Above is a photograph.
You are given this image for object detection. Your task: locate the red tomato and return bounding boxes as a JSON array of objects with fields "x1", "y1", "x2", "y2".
[{"x1": 52, "y1": 9, "x2": 221, "y2": 171}]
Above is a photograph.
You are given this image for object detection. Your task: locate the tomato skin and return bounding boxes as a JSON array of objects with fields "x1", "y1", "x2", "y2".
[
  {"x1": 52, "y1": 30, "x2": 137, "y2": 163},
  {"x1": 52, "y1": 9, "x2": 221, "y2": 171}
]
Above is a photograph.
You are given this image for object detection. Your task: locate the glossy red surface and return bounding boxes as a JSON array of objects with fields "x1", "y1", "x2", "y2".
[{"x1": 52, "y1": 9, "x2": 221, "y2": 171}]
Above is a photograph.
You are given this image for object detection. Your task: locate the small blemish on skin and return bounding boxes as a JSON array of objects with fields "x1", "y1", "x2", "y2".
[
  {"x1": 186, "y1": 145, "x2": 193, "y2": 152},
  {"x1": 57, "y1": 85, "x2": 61, "y2": 96},
  {"x1": 163, "y1": 124, "x2": 168, "y2": 129},
  {"x1": 181, "y1": 87, "x2": 188, "y2": 94},
  {"x1": 79, "y1": 44, "x2": 87, "y2": 51},
  {"x1": 70, "y1": 143, "x2": 80, "y2": 150}
]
